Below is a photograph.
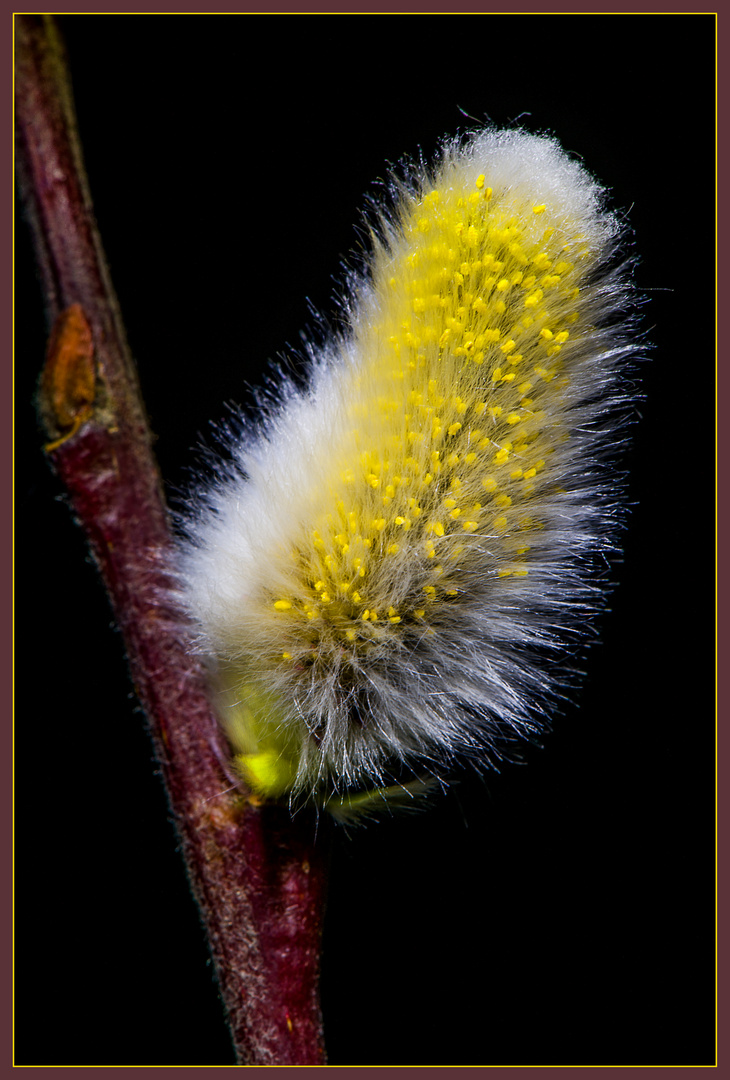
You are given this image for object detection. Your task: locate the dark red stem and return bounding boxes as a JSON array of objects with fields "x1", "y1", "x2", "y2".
[{"x1": 15, "y1": 14, "x2": 327, "y2": 1065}]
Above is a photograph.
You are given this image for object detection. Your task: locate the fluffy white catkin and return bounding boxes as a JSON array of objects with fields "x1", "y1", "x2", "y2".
[{"x1": 179, "y1": 128, "x2": 639, "y2": 815}]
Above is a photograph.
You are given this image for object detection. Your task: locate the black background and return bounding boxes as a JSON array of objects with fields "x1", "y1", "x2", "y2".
[{"x1": 15, "y1": 13, "x2": 716, "y2": 1067}]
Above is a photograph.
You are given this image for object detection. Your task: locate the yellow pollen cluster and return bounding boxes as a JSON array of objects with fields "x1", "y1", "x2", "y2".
[{"x1": 269, "y1": 170, "x2": 593, "y2": 668}]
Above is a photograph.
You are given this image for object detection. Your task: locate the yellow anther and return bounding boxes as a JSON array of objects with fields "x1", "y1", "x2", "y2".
[
  {"x1": 423, "y1": 585, "x2": 436, "y2": 597},
  {"x1": 540, "y1": 328, "x2": 554, "y2": 340},
  {"x1": 496, "y1": 278, "x2": 510, "y2": 291},
  {"x1": 274, "y1": 600, "x2": 292, "y2": 611},
  {"x1": 282, "y1": 652, "x2": 292, "y2": 660},
  {"x1": 532, "y1": 204, "x2": 546, "y2": 214},
  {"x1": 482, "y1": 477, "x2": 497, "y2": 492},
  {"x1": 346, "y1": 629, "x2": 356, "y2": 641},
  {"x1": 475, "y1": 174, "x2": 485, "y2": 189},
  {"x1": 462, "y1": 521, "x2": 478, "y2": 532},
  {"x1": 500, "y1": 339, "x2": 516, "y2": 354},
  {"x1": 507, "y1": 413, "x2": 522, "y2": 425},
  {"x1": 387, "y1": 543, "x2": 400, "y2": 555}
]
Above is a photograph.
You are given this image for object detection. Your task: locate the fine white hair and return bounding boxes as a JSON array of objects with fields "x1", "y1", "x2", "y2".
[{"x1": 178, "y1": 127, "x2": 640, "y2": 808}]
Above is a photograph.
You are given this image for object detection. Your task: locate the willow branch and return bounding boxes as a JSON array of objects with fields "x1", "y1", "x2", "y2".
[{"x1": 15, "y1": 14, "x2": 327, "y2": 1066}]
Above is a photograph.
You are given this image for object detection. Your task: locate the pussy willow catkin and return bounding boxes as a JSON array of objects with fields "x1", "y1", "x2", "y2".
[{"x1": 180, "y1": 128, "x2": 638, "y2": 814}]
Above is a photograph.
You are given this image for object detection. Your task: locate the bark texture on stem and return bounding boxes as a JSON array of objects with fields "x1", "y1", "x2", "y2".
[{"x1": 15, "y1": 14, "x2": 327, "y2": 1065}]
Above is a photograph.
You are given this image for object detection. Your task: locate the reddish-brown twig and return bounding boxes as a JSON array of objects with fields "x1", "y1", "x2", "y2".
[{"x1": 15, "y1": 14, "x2": 327, "y2": 1065}]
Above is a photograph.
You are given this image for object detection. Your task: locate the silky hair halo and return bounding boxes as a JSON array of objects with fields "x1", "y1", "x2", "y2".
[{"x1": 178, "y1": 126, "x2": 640, "y2": 819}]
